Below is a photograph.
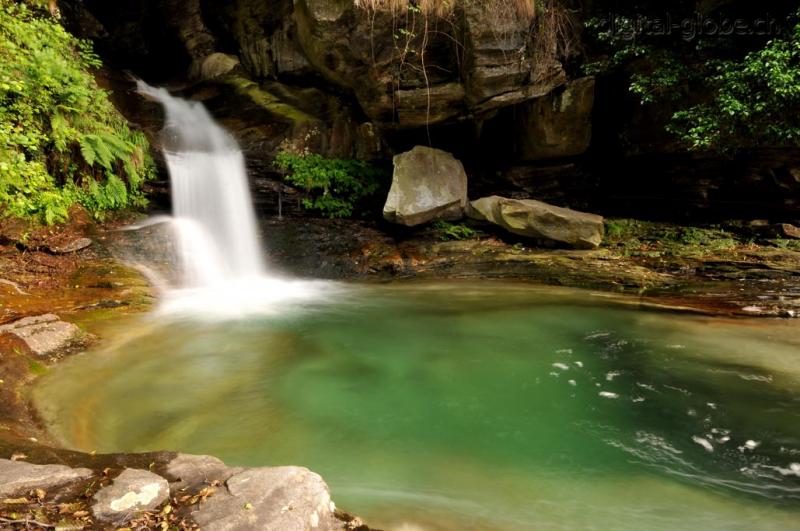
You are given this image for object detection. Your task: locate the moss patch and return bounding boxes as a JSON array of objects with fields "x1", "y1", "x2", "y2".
[
  {"x1": 604, "y1": 219, "x2": 743, "y2": 258},
  {"x1": 226, "y1": 77, "x2": 317, "y2": 124}
]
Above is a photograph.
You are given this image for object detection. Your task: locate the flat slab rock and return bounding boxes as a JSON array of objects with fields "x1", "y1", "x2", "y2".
[
  {"x1": 191, "y1": 466, "x2": 339, "y2": 531},
  {"x1": 469, "y1": 195, "x2": 605, "y2": 249},
  {"x1": 0, "y1": 459, "x2": 93, "y2": 498},
  {"x1": 92, "y1": 468, "x2": 170, "y2": 522},
  {"x1": 0, "y1": 314, "x2": 83, "y2": 356}
]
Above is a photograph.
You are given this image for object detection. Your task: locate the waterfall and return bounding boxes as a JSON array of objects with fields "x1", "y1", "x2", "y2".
[
  {"x1": 134, "y1": 81, "x2": 335, "y2": 318},
  {"x1": 137, "y1": 81, "x2": 265, "y2": 287}
]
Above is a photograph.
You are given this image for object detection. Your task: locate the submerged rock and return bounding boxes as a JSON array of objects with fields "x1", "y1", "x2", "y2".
[
  {"x1": 192, "y1": 466, "x2": 339, "y2": 531},
  {"x1": 0, "y1": 314, "x2": 84, "y2": 356},
  {"x1": 469, "y1": 196, "x2": 605, "y2": 249},
  {"x1": 0, "y1": 459, "x2": 93, "y2": 498},
  {"x1": 383, "y1": 146, "x2": 468, "y2": 227},
  {"x1": 92, "y1": 468, "x2": 170, "y2": 522}
]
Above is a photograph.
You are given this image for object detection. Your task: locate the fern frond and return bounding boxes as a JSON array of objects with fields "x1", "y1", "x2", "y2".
[{"x1": 79, "y1": 135, "x2": 96, "y2": 166}]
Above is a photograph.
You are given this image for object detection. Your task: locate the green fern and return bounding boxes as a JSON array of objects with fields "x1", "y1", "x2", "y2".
[
  {"x1": 0, "y1": 2, "x2": 156, "y2": 224},
  {"x1": 78, "y1": 135, "x2": 97, "y2": 167}
]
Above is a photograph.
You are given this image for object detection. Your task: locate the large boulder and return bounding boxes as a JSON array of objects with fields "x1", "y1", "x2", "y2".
[
  {"x1": 469, "y1": 196, "x2": 604, "y2": 249},
  {"x1": 383, "y1": 146, "x2": 468, "y2": 226}
]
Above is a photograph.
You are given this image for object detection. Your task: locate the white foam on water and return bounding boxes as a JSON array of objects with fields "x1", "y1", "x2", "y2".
[{"x1": 692, "y1": 436, "x2": 714, "y2": 453}]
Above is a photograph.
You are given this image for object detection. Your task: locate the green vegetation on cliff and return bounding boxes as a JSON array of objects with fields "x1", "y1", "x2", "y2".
[
  {"x1": 586, "y1": 8, "x2": 800, "y2": 153},
  {"x1": 275, "y1": 151, "x2": 382, "y2": 219},
  {"x1": 670, "y1": 17, "x2": 800, "y2": 151},
  {"x1": 0, "y1": 1, "x2": 155, "y2": 224}
]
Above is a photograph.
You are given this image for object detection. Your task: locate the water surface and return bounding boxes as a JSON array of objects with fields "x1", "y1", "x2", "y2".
[{"x1": 34, "y1": 283, "x2": 800, "y2": 530}]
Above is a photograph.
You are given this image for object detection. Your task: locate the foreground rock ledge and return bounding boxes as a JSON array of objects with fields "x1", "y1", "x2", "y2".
[
  {"x1": 0, "y1": 455, "x2": 360, "y2": 530},
  {"x1": 469, "y1": 195, "x2": 605, "y2": 249},
  {"x1": 0, "y1": 459, "x2": 93, "y2": 498},
  {"x1": 0, "y1": 314, "x2": 85, "y2": 357}
]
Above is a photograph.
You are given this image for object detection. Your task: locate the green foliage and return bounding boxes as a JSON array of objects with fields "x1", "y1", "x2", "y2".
[
  {"x1": 585, "y1": 11, "x2": 800, "y2": 152},
  {"x1": 432, "y1": 220, "x2": 478, "y2": 241},
  {"x1": 275, "y1": 151, "x2": 382, "y2": 218},
  {"x1": 0, "y1": 1, "x2": 155, "y2": 223},
  {"x1": 669, "y1": 20, "x2": 800, "y2": 151}
]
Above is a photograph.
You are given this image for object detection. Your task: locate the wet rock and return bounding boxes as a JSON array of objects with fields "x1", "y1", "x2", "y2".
[
  {"x1": 92, "y1": 468, "x2": 169, "y2": 523},
  {"x1": 192, "y1": 466, "x2": 338, "y2": 531},
  {"x1": 165, "y1": 454, "x2": 239, "y2": 490},
  {"x1": 0, "y1": 314, "x2": 83, "y2": 357},
  {"x1": 383, "y1": 146, "x2": 468, "y2": 227},
  {"x1": 47, "y1": 237, "x2": 92, "y2": 254},
  {"x1": 0, "y1": 459, "x2": 93, "y2": 498},
  {"x1": 469, "y1": 196, "x2": 604, "y2": 249}
]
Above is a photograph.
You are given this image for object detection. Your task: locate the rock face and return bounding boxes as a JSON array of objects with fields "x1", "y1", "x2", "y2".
[
  {"x1": 92, "y1": 469, "x2": 170, "y2": 522},
  {"x1": 293, "y1": 0, "x2": 567, "y2": 127},
  {"x1": 191, "y1": 466, "x2": 338, "y2": 531},
  {"x1": 0, "y1": 314, "x2": 84, "y2": 356},
  {"x1": 516, "y1": 77, "x2": 596, "y2": 161},
  {"x1": 0, "y1": 459, "x2": 93, "y2": 498},
  {"x1": 199, "y1": 53, "x2": 242, "y2": 80},
  {"x1": 383, "y1": 146, "x2": 468, "y2": 226},
  {"x1": 469, "y1": 196, "x2": 605, "y2": 249}
]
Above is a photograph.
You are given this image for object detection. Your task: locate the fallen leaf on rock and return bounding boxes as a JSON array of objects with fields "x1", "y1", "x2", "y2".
[
  {"x1": 58, "y1": 502, "x2": 82, "y2": 514},
  {"x1": 10, "y1": 453, "x2": 27, "y2": 461}
]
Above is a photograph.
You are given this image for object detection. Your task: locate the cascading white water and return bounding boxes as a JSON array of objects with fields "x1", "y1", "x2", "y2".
[
  {"x1": 133, "y1": 81, "x2": 337, "y2": 318},
  {"x1": 137, "y1": 81, "x2": 265, "y2": 287}
]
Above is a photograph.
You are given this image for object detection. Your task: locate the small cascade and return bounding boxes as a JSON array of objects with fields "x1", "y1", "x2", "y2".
[
  {"x1": 132, "y1": 81, "x2": 335, "y2": 318},
  {"x1": 137, "y1": 81, "x2": 265, "y2": 287}
]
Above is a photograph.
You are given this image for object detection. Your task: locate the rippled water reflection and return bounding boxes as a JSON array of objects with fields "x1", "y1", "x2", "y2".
[{"x1": 34, "y1": 283, "x2": 800, "y2": 530}]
